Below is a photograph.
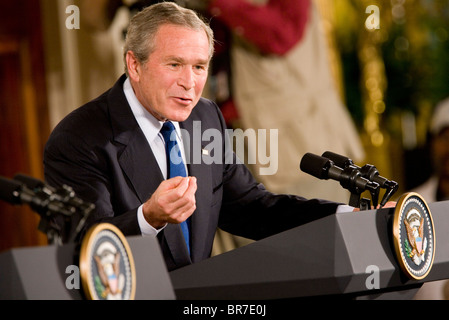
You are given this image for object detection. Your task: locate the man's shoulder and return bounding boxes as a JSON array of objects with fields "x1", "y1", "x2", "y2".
[
  {"x1": 51, "y1": 76, "x2": 127, "y2": 133},
  {"x1": 190, "y1": 97, "x2": 221, "y2": 120},
  {"x1": 196, "y1": 97, "x2": 218, "y2": 110},
  {"x1": 53, "y1": 93, "x2": 109, "y2": 133}
]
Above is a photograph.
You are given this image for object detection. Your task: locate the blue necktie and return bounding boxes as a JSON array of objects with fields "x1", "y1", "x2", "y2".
[{"x1": 160, "y1": 121, "x2": 191, "y2": 255}]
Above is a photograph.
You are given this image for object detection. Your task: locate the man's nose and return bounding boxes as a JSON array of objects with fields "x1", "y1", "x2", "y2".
[{"x1": 178, "y1": 67, "x2": 195, "y2": 90}]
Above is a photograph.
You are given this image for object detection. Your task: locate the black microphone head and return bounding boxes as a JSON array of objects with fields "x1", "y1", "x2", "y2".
[
  {"x1": 14, "y1": 174, "x2": 45, "y2": 190},
  {"x1": 322, "y1": 151, "x2": 354, "y2": 168},
  {"x1": 0, "y1": 176, "x2": 23, "y2": 204},
  {"x1": 300, "y1": 153, "x2": 332, "y2": 180}
]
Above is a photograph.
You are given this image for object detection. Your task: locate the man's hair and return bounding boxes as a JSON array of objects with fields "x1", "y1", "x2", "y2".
[{"x1": 123, "y1": 2, "x2": 214, "y2": 76}]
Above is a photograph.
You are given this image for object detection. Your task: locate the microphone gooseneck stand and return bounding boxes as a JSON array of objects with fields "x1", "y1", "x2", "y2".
[{"x1": 1, "y1": 174, "x2": 95, "y2": 245}]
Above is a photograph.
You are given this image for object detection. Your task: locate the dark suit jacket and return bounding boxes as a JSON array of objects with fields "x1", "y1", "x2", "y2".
[{"x1": 44, "y1": 75, "x2": 341, "y2": 271}]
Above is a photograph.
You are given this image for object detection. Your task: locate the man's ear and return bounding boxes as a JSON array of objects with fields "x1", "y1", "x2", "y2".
[{"x1": 126, "y1": 51, "x2": 140, "y2": 82}]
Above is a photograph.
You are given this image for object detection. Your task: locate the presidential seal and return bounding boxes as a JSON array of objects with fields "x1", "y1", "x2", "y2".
[
  {"x1": 393, "y1": 192, "x2": 435, "y2": 280},
  {"x1": 80, "y1": 223, "x2": 136, "y2": 300}
]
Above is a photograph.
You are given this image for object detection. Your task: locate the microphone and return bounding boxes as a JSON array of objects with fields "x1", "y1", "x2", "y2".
[
  {"x1": 321, "y1": 151, "x2": 398, "y2": 206},
  {"x1": 13, "y1": 173, "x2": 45, "y2": 190},
  {"x1": 0, "y1": 176, "x2": 25, "y2": 205},
  {"x1": 300, "y1": 153, "x2": 379, "y2": 195},
  {"x1": 0, "y1": 174, "x2": 94, "y2": 243},
  {"x1": 321, "y1": 151, "x2": 354, "y2": 171},
  {"x1": 4, "y1": 174, "x2": 76, "y2": 217},
  {"x1": 322, "y1": 151, "x2": 391, "y2": 189},
  {"x1": 14, "y1": 174, "x2": 82, "y2": 211},
  {"x1": 0, "y1": 176, "x2": 51, "y2": 209}
]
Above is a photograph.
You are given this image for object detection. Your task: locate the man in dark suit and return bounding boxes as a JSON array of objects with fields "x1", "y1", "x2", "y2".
[{"x1": 44, "y1": 2, "x2": 346, "y2": 271}]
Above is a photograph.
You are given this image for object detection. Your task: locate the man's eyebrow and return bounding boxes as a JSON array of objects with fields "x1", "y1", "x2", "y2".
[
  {"x1": 165, "y1": 56, "x2": 184, "y2": 63},
  {"x1": 165, "y1": 56, "x2": 209, "y2": 65}
]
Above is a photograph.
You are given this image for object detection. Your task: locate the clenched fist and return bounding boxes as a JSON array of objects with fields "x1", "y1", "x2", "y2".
[{"x1": 142, "y1": 176, "x2": 197, "y2": 229}]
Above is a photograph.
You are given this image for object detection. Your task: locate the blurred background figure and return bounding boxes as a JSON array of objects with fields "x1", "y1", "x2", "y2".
[
  {"x1": 413, "y1": 98, "x2": 449, "y2": 203},
  {"x1": 197, "y1": 0, "x2": 365, "y2": 201},
  {"x1": 413, "y1": 97, "x2": 449, "y2": 300}
]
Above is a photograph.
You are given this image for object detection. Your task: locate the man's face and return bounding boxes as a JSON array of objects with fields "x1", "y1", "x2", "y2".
[{"x1": 128, "y1": 24, "x2": 210, "y2": 122}]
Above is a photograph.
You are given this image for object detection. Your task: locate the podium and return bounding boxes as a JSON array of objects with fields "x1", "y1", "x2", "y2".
[
  {"x1": 2, "y1": 200, "x2": 449, "y2": 300},
  {"x1": 170, "y1": 200, "x2": 449, "y2": 300},
  {"x1": 0, "y1": 236, "x2": 175, "y2": 300}
]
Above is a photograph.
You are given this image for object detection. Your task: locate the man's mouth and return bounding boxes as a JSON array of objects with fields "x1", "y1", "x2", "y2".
[{"x1": 173, "y1": 96, "x2": 193, "y2": 105}]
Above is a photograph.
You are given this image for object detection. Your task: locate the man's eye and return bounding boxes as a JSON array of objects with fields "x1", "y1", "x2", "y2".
[{"x1": 194, "y1": 65, "x2": 206, "y2": 72}]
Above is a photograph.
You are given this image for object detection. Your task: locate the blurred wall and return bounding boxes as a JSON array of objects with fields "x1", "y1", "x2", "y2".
[{"x1": 41, "y1": 0, "x2": 128, "y2": 129}]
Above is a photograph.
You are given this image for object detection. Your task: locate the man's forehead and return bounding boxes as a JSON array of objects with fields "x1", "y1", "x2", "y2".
[{"x1": 153, "y1": 24, "x2": 210, "y2": 58}]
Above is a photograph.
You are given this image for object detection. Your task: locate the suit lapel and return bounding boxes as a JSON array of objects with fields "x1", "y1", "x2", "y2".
[
  {"x1": 108, "y1": 75, "x2": 164, "y2": 203},
  {"x1": 118, "y1": 130, "x2": 163, "y2": 203}
]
